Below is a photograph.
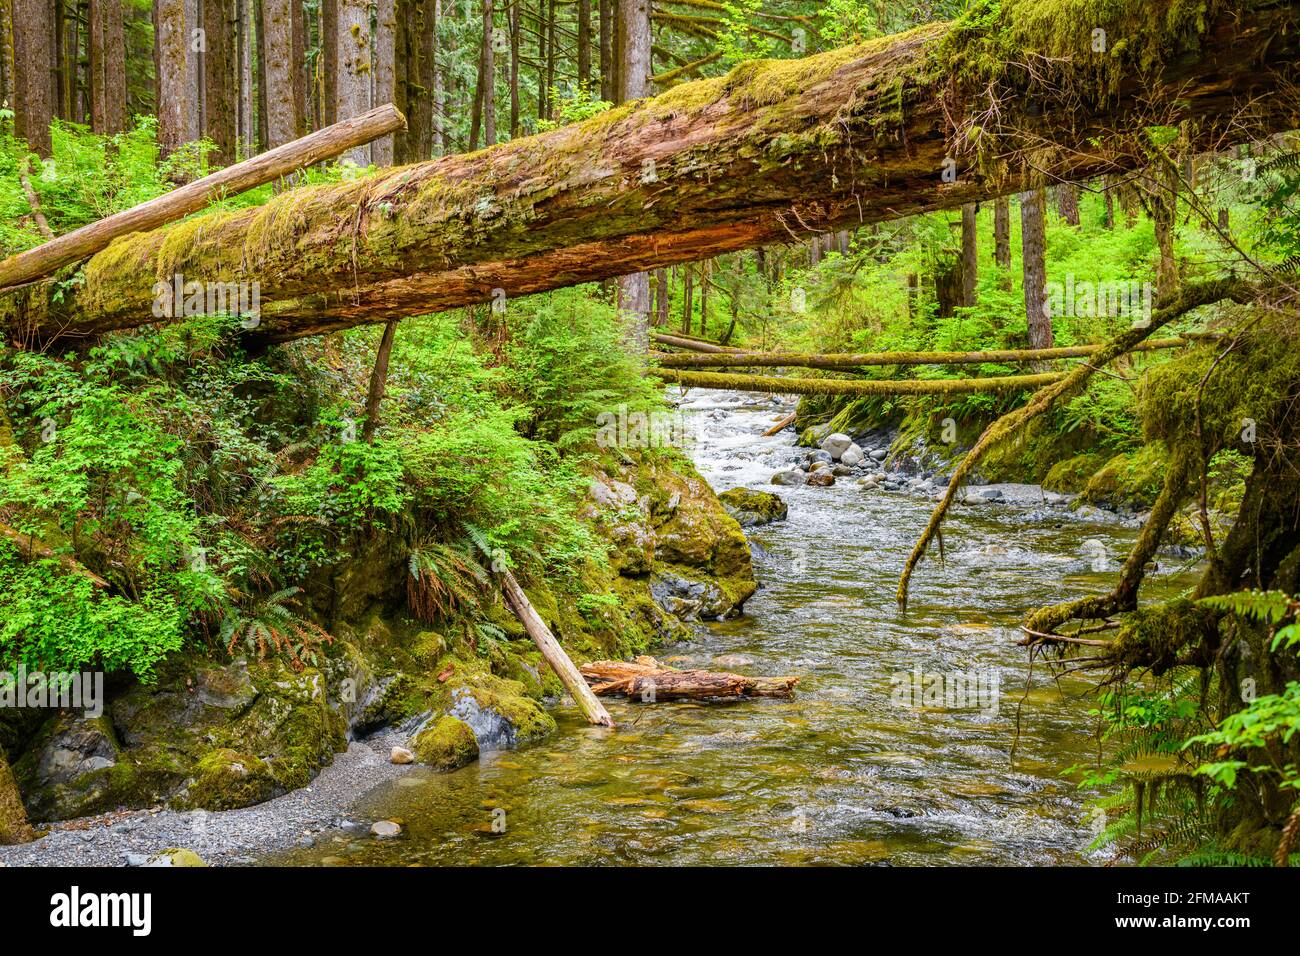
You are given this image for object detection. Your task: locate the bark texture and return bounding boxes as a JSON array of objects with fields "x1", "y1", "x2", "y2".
[{"x1": 4, "y1": 1, "x2": 1299, "y2": 344}]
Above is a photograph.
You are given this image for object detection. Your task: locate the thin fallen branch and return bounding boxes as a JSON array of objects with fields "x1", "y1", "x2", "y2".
[
  {"x1": 0, "y1": 522, "x2": 110, "y2": 588},
  {"x1": 18, "y1": 160, "x2": 54, "y2": 240},
  {"x1": 763, "y1": 411, "x2": 797, "y2": 436}
]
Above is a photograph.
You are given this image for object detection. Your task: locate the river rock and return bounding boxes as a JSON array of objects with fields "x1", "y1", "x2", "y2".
[
  {"x1": 832, "y1": 465, "x2": 854, "y2": 477},
  {"x1": 370, "y1": 820, "x2": 402, "y2": 839},
  {"x1": 820, "y1": 433, "x2": 854, "y2": 460},
  {"x1": 145, "y1": 848, "x2": 207, "y2": 867},
  {"x1": 771, "y1": 468, "x2": 806, "y2": 486},
  {"x1": 411, "y1": 715, "x2": 479, "y2": 770},
  {"x1": 390, "y1": 746, "x2": 415, "y2": 765},
  {"x1": 806, "y1": 472, "x2": 836, "y2": 487},
  {"x1": 870, "y1": 448, "x2": 888, "y2": 461},
  {"x1": 718, "y1": 488, "x2": 788, "y2": 527},
  {"x1": 840, "y1": 444, "x2": 865, "y2": 467}
]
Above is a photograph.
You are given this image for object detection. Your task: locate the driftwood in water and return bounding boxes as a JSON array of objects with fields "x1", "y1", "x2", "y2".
[
  {"x1": 581, "y1": 656, "x2": 798, "y2": 700},
  {"x1": 0, "y1": 104, "x2": 407, "y2": 293},
  {"x1": 499, "y1": 568, "x2": 614, "y2": 727},
  {"x1": 763, "y1": 411, "x2": 797, "y2": 436}
]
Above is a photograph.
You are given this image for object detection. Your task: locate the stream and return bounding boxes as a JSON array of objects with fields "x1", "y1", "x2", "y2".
[{"x1": 271, "y1": 390, "x2": 1199, "y2": 866}]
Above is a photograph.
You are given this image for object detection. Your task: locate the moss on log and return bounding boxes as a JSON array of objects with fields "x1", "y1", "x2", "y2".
[
  {"x1": 3, "y1": 1, "x2": 1297, "y2": 345},
  {"x1": 655, "y1": 368, "x2": 1066, "y2": 396},
  {"x1": 652, "y1": 338, "x2": 1195, "y2": 369}
]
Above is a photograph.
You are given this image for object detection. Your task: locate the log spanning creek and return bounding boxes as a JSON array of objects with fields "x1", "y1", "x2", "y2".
[{"x1": 274, "y1": 390, "x2": 1197, "y2": 866}]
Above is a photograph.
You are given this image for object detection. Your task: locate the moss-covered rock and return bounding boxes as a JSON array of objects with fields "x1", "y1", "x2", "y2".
[
  {"x1": 718, "y1": 487, "x2": 788, "y2": 527},
  {"x1": 411, "y1": 715, "x2": 479, "y2": 770},
  {"x1": 179, "y1": 749, "x2": 279, "y2": 810},
  {"x1": 1043, "y1": 452, "x2": 1106, "y2": 493},
  {"x1": 145, "y1": 848, "x2": 207, "y2": 867},
  {"x1": 1082, "y1": 445, "x2": 1168, "y2": 509},
  {"x1": 0, "y1": 752, "x2": 33, "y2": 845}
]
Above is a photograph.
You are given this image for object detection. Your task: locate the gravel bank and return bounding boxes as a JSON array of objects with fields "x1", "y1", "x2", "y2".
[{"x1": 0, "y1": 730, "x2": 413, "y2": 867}]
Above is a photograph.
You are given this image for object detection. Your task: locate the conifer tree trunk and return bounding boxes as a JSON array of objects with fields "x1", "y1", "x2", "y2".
[
  {"x1": 155, "y1": 0, "x2": 201, "y2": 157},
  {"x1": 993, "y1": 196, "x2": 1011, "y2": 290},
  {"x1": 89, "y1": 0, "x2": 126, "y2": 135},
  {"x1": 616, "y1": 0, "x2": 651, "y2": 351},
  {"x1": 960, "y1": 202, "x2": 978, "y2": 308},
  {"x1": 1056, "y1": 182, "x2": 1080, "y2": 225},
  {"x1": 372, "y1": 0, "x2": 395, "y2": 164},
  {"x1": 1020, "y1": 186, "x2": 1053, "y2": 353},
  {"x1": 335, "y1": 0, "x2": 370, "y2": 163},
  {"x1": 261, "y1": 0, "x2": 299, "y2": 150},
  {"x1": 578, "y1": 0, "x2": 591, "y2": 92},
  {"x1": 14, "y1": 0, "x2": 57, "y2": 155}
]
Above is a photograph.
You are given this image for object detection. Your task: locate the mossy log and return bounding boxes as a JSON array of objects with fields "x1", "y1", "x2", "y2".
[
  {"x1": 0, "y1": 105, "x2": 408, "y2": 294},
  {"x1": 3, "y1": 2, "x2": 1297, "y2": 344},
  {"x1": 896, "y1": 279, "x2": 1256, "y2": 609},
  {"x1": 581, "y1": 656, "x2": 798, "y2": 700},
  {"x1": 650, "y1": 332, "x2": 744, "y2": 353},
  {"x1": 652, "y1": 338, "x2": 1195, "y2": 369},
  {"x1": 655, "y1": 368, "x2": 1066, "y2": 396}
]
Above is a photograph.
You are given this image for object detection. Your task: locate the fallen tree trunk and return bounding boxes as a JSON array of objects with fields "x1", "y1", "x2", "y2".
[
  {"x1": 499, "y1": 568, "x2": 614, "y2": 727},
  {"x1": 650, "y1": 332, "x2": 746, "y2": 353},
  {"x1": 580, "y1": 656, "x2": 798, "y2": 700},
  {"x1": 655, "y1": 368, "x2": 1065, "y2": 396},
  {"x1": 652, "y1": 338, "x2": 1196, "y2": 370},
  {"x1": 3, "y1": 1, "x2": 1297, "y2": 344},
  {"x1": 0, "y1": 104, "x2": 407, "y2": 294}
]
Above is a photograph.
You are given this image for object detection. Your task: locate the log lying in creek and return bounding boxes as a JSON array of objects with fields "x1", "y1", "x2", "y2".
[{"x1": 581, "y1": 656, "x2": 799, "y2": 701}]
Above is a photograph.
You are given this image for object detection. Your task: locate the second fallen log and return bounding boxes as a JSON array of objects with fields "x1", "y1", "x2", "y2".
[{"x1": 581, "y1": 656, "x2": 799, "y2": 701}]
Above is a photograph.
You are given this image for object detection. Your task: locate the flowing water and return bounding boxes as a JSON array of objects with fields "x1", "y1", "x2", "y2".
[{"x1": 272, "y1": 391, "x2": 1199, "y2": 866}]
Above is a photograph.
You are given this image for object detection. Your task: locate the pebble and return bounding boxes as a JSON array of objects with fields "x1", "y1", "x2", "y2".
[{"x1": 371, "y1": 820, "x2": 402, "y2": 839}]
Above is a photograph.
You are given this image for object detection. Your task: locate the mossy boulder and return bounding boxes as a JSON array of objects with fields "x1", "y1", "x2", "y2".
[
  {"x1": 0, "y1": 753, "x2": 34, "y2": 845},
  {"x1": 12, "y1": 714, "x2": 125, "y2": 821},
  {"x1": 145, "y1": 848, "x2": 207, "y2": 867},
  {"x1": 411, "y1": 715, "x2": 479, "y2": 770},
  {"x1": 718, "y1": 487, "x2": 788, "y2": 527},
  {"x1": 179, "y1": 749, "x2": 279, "y2": 811},
  {"x1": 1082, "y1": 445, "x2": 1168, "y2": 509},
  {"x1": 1043, "y1": 452, "x2": 1106, "y2": 494}
]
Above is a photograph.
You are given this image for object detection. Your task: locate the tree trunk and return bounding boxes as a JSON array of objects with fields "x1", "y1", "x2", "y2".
[
  {"x1": 578, "y1": 0, "x2": 591, "y2": 92},
  {"x1": 1149, "y1": 170, "x2": 1179, "y2": 299},
  {"x1": 155, "y1": 0, "x2": 201, "y2": 157},
  {"x1": 89, "y1": 0, "x2": 126, "y2": 135},
  {"x1": 335, "y1": 0, "x2": 370, "y2": 164},
  {"x1": 238, "y1": 0, "x2": 254, "y2": 152},
  {"x1": 508, "y1": 0, "x2": 519, "y2": 137},
  {"x1": 7, "y1": 2, "x2": 1298, "y2": 343},
  {"x1": 1020, "y1": 187, "x2": 1053, "y2": 352},
  {"x1": 598, "y1": 0, "x2": 612, "y2": 103},
  {"x1": 994, "y1": 196, "x2": 1010, "y2": 268},
  {"x1": 362, "y1": 319, "x2": 398, "y2": 440},
  {"x1": 200, "y1": 0, "x2": 237, "y2": 164},
  {"x1": 1102, "y1": 175, "x2": 1116, "y2": 229},
  {"x1": 615, "y1": 0, "x2": 651, "y2": 351},
  {"x1": 261, "y1": 0, "x2": 299, "y2": 150},
  {"x1": 681, "y1": 264, "x2": 693, "y2": 335},
  {"x1": 372, "y1": 0, "x2": 396, "y2": 164},
  {"x1": 479, "y1": 0, "x2": 495, "y2": 146},
  {"x1": 581, "y1": 656, "x2": 798, "y2": 701},
  {"x1": 1056, "y1": 182, "x2": 1080, "y2": 225},
  {"x1": 291, "y1": 0, "x2": 307, "y2": 135},
  {"x1": 13, "y1": 0, "x2": 57, "y2": 155},
  {"x1": 320, "y1": 0, "x2": 336, "y2": 125},
  {"x1": 960, "y1": 202, "x2": 978, "y2": 308},
  {"x1": 656, "y1": 368, "x2": 1065, "y2": 397},
  {"x1": 430, "y1": 0, "x2": 442, "y2": 154}
]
